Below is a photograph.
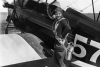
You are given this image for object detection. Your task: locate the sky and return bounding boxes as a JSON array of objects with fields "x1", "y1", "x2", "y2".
[{"x1": 0, "y1": 0, "x2": 100, "y2": 13}]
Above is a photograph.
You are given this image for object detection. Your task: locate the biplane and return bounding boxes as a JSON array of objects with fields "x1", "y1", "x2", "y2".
[{"x1": 2, "y1": 0, "x2": 100, "y2": 67}]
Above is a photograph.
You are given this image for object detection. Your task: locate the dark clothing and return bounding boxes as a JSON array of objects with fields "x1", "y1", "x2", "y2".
[{"x1": 56, "y1": 18, "x2": 71, "y2": 38}]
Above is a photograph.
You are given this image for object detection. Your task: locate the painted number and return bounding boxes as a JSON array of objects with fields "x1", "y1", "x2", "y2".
[
  {"x1": 73, "y1": 44, "x2": 86, "y2": 58},
  {"x1": 74, "y1": 34, "x2": 100, "y2": 63},
  {"x1": 90, "y1": 40, "x2": 100, "y2": 63},
  {"x1": 73, "y1": 34, "x2": 88, "y2": 58}
]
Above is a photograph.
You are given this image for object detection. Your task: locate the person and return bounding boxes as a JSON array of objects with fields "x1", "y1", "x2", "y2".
[
  {"x1": 51, "y1": 1, "x2": 73, "y2": 67},
  {"x1": 52, "y1": 7, "x2": 71, "y2": 39}
]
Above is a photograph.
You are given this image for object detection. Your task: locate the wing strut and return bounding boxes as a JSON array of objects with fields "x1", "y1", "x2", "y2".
[
  {"x1": 97, "y1": 11, "x2": 100, "y2": 22},
  {"x1": 91, "y1": 0, "x2": 96, "y2": 21}
]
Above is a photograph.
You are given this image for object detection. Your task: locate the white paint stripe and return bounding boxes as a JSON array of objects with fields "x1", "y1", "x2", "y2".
[{"x1": 72, "y1": 60, "x2": 97, "y2": 67}]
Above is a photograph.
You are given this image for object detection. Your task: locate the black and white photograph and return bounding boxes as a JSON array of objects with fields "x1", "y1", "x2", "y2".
[{"x1": 0, "y1": 0, "x2": 100, "y2": 67}]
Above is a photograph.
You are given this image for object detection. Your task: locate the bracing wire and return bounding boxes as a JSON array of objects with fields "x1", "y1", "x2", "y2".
[
  {"x1": 64, "y1": 0, "x2": 70, "y2": 5},
  {"x1": 63, "y1": 0, "x2": 99, "y2": 12},
  {"x1": 63, "y1": 0, "x2": 78, "y2": 9},
  {"x1": 80, "y1": 0, "x2": 99, "y2": 12},
  {"x1": 71, "y1": 0, "x2": 80, "y2": 9},
  {"x1": 63, "y1": 0, "x2": 81, "y2": 11},
  {"x1": 68, "y1": 0, "x2": 79, "y2": 7}
]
